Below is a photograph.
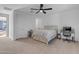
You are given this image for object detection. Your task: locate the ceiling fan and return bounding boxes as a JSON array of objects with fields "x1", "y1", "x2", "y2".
[{"x1": 31, "y1": 4, "x2": 52, "y2": 14}]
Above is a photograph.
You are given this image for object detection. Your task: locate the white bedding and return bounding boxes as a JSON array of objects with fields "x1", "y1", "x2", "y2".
[
  {"x1": 32, "y1": 29, "x2": 57, "y2": 44},
  {"x1": 40, "y1": 30, "x2": 56, "y2": 41}
]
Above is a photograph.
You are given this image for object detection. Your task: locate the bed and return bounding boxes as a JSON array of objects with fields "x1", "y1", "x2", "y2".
[{"x1": 32, "y1": 25, "x2": 58, "y2": 44}]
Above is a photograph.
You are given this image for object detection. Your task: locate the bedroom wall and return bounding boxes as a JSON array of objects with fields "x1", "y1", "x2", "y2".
[
  {"x1": 34, "y1": 12, "x2": 60, "y2": 29},
  {"x1": 9, "y1": 11, "x2": 14, "y2": 40},
  {"x1": 14, "y1": 11, "x2": 36, "y2": 39},
  {"x1": 41, "y1": 6, "x2": 79, "y2": 41},
  {"x1": 59, "y1": 7, "x2": 79, "y2": 41},
  {"x1": 14, "y1": 5, "x2": 79, "y2": 41},
  {"x1": 14, "y1": 11, "x2": 60, "y2": 39},
  {"x1": 33, "y1": 5, "x2": 79, "y2": 41},
  {"x1": 14, "y1": 11, "x2": 54, "y2": 39}
]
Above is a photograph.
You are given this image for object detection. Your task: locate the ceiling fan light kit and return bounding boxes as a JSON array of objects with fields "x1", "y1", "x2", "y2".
[
  {"x1": 40, "y1": 10, "x2": 42, "y2": 12},
  {"x1": 31, "y1": 4, "x2": 52, "y2": 14}
]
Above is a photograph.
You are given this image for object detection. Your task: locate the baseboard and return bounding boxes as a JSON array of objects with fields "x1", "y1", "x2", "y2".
[{"x1": 16, "y1": 37, "x2": 28, "y2": 40}]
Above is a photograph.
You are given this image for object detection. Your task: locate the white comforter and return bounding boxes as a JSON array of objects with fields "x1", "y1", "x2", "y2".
[{"x1": 33, "y1": 29, "x2": 57, "y2": 42}]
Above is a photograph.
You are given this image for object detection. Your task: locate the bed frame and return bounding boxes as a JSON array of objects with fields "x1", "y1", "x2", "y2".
[{"x1": 32, "y1": 25, "x2": 58, "y2": 44}]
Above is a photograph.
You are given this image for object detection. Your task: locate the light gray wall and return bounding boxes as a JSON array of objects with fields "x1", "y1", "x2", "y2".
[
  {"x1": 9, "y1": 11, "x2": 14, "y2": 40},
  {"x1": 14, "y1": 5, "x2": 79, "y2": 41},
  {"x1": 14, "y1": 11, "x2": 36, "y2": 39},
  {"x1": 59, "y1": 7, "x2": 79, "y2": 41},
  {"x1": 14, "y1": 11, "x2": 60, "y2": 39},
  {"x1": 39, "y1": 6, "x2": 79, "y2": 41}
]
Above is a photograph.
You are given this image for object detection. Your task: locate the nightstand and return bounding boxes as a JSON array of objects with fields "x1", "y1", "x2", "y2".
[
  {"x1": 57, "y1": 33, "x2": 61, "y2": 39},
  {"x1": 28, "y1": 30, "x2": 33, "y2": 38}
]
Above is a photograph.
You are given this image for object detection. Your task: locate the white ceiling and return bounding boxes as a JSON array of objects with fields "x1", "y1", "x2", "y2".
[
  {"x1": 0, "y1": 4, "x2": 30, "y2": 10},
  {"x1": 16, "y1": 4, "x2": 79, "y2": 14},
  {"x1": 0, "y1": 4, "x2": 79, "y2": 14}
]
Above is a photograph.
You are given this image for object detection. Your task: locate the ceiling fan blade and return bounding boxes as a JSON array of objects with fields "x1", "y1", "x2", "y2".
[
  {"x1": 40, "y1": 4, "x2": 43, "y2": 9},
  {"x1": 43, "y1": 10, "x2": 46, "y2": 14},
  {"x1": 43, "y1": 8, "x2": 52, "y2": 10},
  {"x1": 36, "y1": 10, "x2": 40, "y2": 14},
  {"x1": 31, "y1": 8, "x2": 39, "y2": 10}
]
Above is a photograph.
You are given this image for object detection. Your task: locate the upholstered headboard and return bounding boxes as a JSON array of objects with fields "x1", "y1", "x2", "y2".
[{"x1": 44, "y1": 25, "x2": 58, "y2": 30}]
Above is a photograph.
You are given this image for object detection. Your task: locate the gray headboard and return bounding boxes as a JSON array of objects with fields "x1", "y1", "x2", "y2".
[{"x1": 44, "y1": 25, "x2": 58, "y2": 30}]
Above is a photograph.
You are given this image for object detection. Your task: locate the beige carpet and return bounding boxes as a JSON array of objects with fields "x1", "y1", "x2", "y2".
[{"x1": 0, "y1": 37, "x2": 79, "y2": 54}]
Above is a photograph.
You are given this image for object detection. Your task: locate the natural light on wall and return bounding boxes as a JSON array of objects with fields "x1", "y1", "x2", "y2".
[
  {"x1": 36, "y1": 18, "x2": 39, "y2": 28},
  {"x1": 35, "y1": 18, "x2": 43, "y2": 29}
]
